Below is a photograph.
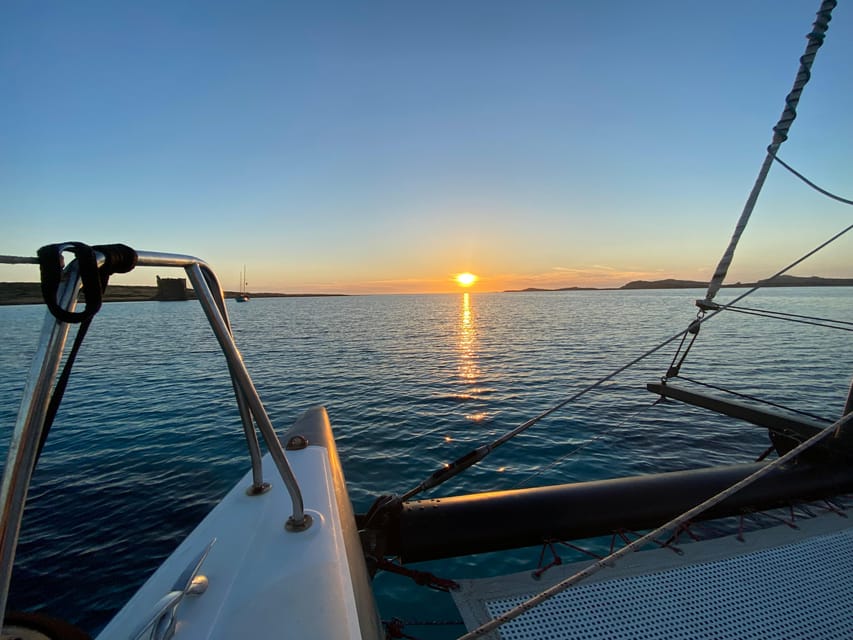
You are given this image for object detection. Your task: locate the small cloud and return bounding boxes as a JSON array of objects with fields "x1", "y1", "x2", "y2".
[{"x1": 499, "y1": 265, "x2": 679, "y2": 290}]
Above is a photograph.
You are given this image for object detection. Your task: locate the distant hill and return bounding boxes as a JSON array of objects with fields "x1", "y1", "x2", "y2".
[
  {"x1": 503, "y1": 286, "x2": 599, "y2": 293},
  {"x1": 620, "y1": 279, "x2": 708, "y2": 290},
  {"x1": 506, "y1": 275, "x2": 853, "y2": 293},
  {"x1": 754, "y1": 275, "x2": 853, "y2": 287},
  {"x1": 621, "y1": 275, "x2": 853, "y2": 289}
]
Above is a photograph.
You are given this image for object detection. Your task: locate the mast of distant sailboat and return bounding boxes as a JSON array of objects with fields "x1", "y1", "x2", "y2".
[{"x1": 236, "y1": 265, "x2": 249, "y2": 302}]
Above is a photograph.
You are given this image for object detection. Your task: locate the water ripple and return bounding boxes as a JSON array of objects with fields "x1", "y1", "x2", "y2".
[{"x1": 0, "y1": 288, "x2": 851, "y2": 634}]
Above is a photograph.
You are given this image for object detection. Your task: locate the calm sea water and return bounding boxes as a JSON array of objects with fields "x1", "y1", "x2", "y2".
[{"x1": 0, "y1": 288, "x2": 851, "y2": 637}]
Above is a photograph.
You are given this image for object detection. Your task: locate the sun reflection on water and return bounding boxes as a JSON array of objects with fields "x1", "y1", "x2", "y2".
[
  {"x1": 456, "y1": 292, "x2": 492, "y2": 429},
  {"x1": 458, "y1": 292, "x2": 479, "y2": 383}
]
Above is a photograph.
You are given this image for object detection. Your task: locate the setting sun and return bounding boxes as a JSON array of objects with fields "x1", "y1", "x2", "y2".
[{"x1": 455, "y1": 272, "x2": 478, "y2": 287}]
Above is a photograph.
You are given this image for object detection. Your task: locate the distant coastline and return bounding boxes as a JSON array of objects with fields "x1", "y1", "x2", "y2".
[
  {"x1": 1, "y1": 275, "x2": 851, "y2": 306},
  {"x1": 504, "y1": 275, "x2": 853, "y2": 293},
  {"x1": 0, "y1": 282, "x2": 346, "y2": 306}
]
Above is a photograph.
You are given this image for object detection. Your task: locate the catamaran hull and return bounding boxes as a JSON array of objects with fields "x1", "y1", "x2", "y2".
[{"x1": 390, "y1": 461, "x2": 853, "y2": 563}]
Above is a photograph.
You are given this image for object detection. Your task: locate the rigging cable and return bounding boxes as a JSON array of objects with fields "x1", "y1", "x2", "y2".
[
  {"x1": 668, "y1": 122, "x2": 853, "y2": 371},
  {"x1": 701, "y1": 0, "x2": 837, "y2": 305},
  {"x1": 675, "y1": 374, "x2": 833, "y2": 424},
  {"x1": 666, "y1": 220, "x2": 853, "y2": 379},
  {"x1": 696, "y1": 221, "x2": 853, "y2": 314},
  {"x1": 771, "y1": 152, "x2": 853, "y2": 206},
  {"x1": 665, "y1": 315, "x2": 702, "y2": 379},
  {"x1": 718, "y1": 304, "x2": 853, "y2": 332}
]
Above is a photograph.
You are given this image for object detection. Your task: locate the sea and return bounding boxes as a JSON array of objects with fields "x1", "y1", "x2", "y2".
[{"x1": 0, "y1": 287, "x2": 851, "y2": 638}]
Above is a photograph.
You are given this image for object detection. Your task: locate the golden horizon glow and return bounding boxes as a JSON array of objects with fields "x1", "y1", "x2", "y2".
[{"x1": 455, "y1": 272, "x2": 477, "y2": 287}]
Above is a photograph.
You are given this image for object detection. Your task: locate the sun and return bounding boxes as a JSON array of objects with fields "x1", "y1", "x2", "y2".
[{"x1": 455, "y1": 272, "x2": 478, "y2": 287}]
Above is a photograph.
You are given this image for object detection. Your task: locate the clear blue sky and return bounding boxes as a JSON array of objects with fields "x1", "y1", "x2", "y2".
[{"x1": 2, "y1": 1, "x2": 851, "y2": 293}]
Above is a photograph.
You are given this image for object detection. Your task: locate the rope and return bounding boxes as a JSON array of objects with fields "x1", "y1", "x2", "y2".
[
  {"x1": 396, "y1": 620, "x2": 466, "y2": 627},
  {"x1": 456, "y1": 410, "x2": 853, "y2": 639},
  {"x1": 37, "y1": 322, "x2": 93, "y2": 461},
  {"x1": 721, "y1": 304, "x2": 853, "y2": 328},
  {"x1": 384, "y1": 618, "x2": 419, "y2": 640},
  {"x1": 34, "y1": 243, "x2": 137, "y2": 463},
  {"x1": 533, "y1": 540, "x2": 605, "y2": 580},
  {"x1": 721, "y1": 305, "x2": 853, "y2": 332},
  {"x1": 771, "y1": 153, "x2": 853, "y2": 206},
  {"x1": 385, "y1": 618, "x2": 465, "y2": 640},
  {"x1": 675, "y1": 374, "x2": 832, "y2": 424},
  {"x1": 373, "y1": 557, "x2": 459, "y2": 592},
  {"x1": 665, "y1": 316, "x2": 702, "y2": 378},
  {"x1": 701, "y1": 222, "x2": 853, "y2": 317},
  {"x1": 703, "y1": 0, "x2": 837, "y2": 304}
]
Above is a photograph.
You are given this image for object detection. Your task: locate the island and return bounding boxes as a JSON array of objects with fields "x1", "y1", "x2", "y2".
[{"x1": 505, "y1": 275, "x2": 853, "y2": 293}]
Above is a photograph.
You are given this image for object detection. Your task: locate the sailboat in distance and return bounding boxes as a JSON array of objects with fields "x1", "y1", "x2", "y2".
[{"x1": 235, "y1": 265, "x2": 249, "y2": 302}]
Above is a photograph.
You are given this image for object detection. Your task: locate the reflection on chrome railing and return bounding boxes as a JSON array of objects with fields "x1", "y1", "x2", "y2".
[
  {"x1": 0, "y1": 254, "x2": 82, "y2": 625},
  {"x1": 0, "y1": 246, "x2": 310, "y2": 631}
]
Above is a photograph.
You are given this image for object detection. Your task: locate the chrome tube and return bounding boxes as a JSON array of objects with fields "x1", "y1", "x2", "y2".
[
  {"x1": 133, "y1": 250, "x2": 213, "y2": 269},
  {"x1": 231, "y1": 383, "x2": 267, "y2": 492},
  {"x1": 0, "y1": 256, "x2": 38, "y2": 265},
  {"x1": 133, "y1": 252, "x2": 266, "y2": 490},
  {"x1": 200, "y1": 265, "x2": 267, "y2": 492},
  {"x1": 185, "y1": 263, "x2": 307, "y2": 529},
  {"x1": 0, "y1": 262, "x2": 81, "y2": 627}
]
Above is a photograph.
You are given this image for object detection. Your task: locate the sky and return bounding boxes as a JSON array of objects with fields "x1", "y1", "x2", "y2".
[{"x1": 2, "y1": 1, "x2": 852, "y2": 294}]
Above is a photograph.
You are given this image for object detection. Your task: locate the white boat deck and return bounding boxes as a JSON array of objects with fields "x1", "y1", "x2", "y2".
[
  {"x1": 96, "y1": 407, "x2": 382, "y2": 640},
  {"x1": 453, "y1": 509, "x2": 853, "y2": 639}
]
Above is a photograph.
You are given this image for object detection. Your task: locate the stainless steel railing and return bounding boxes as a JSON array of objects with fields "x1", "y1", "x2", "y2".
[{"x1": 0, "y1": 246, "x2": 309, "y2": 631}]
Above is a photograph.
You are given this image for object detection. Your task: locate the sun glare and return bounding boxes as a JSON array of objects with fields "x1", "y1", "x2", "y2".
[{"x1": 456, "y1": 272, "x2": 477, "y2": 287}]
